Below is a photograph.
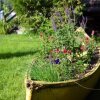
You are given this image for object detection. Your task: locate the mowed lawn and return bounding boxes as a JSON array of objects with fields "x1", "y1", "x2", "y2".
[{"x1": 0, "y1": 34, "x2": 41, "y2": 100}]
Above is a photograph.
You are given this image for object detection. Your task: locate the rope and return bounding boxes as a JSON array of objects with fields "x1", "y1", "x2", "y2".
[{"x1": 74, "y1": 81, "x2": 100, "y2": 91}]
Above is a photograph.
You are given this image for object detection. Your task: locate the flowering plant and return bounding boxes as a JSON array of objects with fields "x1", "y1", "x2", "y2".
[{"x1": 29, "y1": 24, "x2": 96, "y2": 82}]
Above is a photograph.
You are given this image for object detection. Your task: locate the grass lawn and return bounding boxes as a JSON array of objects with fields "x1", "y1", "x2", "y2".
[{"x1": 0, "y1": 34, "x2": 41, "y2": 100}]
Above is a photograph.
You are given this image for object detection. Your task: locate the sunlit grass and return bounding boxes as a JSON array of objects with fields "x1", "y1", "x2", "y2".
[{"x1": 0, "y1": 34, "x2": 41, "y2": 100}]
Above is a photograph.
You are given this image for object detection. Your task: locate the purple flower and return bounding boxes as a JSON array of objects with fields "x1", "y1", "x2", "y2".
[
  {"x1": 70, "y1": 5, "x2": 75, "y2": 16},
  {"x1": 65, "y1": 7, "x2": 72, "y2": 24},
  {"x1": 51, "y1": 17, "x2": 57, "y2": 31},
  {"x1": 65, "y1": 7, "x2": 70, "y2": 18},
  {"x1": 54, "y1": 59, "x2": 60, "y2": 64},
  {"x1": 55, "y1": 11, "x2": 63, "y2": 23},
  {"x1": 79, "y1": 16, "x2": 87, "y2": 29}
]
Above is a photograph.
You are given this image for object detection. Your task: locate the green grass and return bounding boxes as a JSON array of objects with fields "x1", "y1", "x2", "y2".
[{"x1": 0, "y1": 34, "x2": 41, "y2": 100}]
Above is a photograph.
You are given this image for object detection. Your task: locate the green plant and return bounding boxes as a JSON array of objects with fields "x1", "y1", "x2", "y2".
[
  {"x1": 29, "y1": 23, "x2": 96, "y2": 82},
  {"x1": 30, "y1": 59, "x2": 59, "y2": 82},
  {"x1": 0, "y1": 20, "x2": 6, "y2": 34},
  {"x1": 0, "y1": 18, "x2": 19, "y2": 34}
]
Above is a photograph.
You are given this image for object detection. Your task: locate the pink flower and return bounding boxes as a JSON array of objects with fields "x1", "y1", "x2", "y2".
[
  {"x1": 63, "y1": 48, "x2": 67, "y2": 54},
  {"x1": 55, "y1": 48, "x2": 60, "y2": 53},
  {"x1": 62, "y1": 49, "x2": 72, "y2": 54},
  {"x1": 91, "y1": 30, "x2": 95, "y2": 36},
  {"x1": 80, "y1": 45, "x2": 85, "y2": 52},
  {"x1": 85, "y1": 37, "x2": 89, "y2": 44},
  {"x1": 67, "y1": 50, "x2": 72, "y2": 54}
]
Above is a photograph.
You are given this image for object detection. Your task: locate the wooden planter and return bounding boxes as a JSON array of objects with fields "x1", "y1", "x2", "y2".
[{"x1": 25, "y1": 48, "x2": 100, "y2": 100}]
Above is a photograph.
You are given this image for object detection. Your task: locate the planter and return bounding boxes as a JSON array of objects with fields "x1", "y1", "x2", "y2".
[{"x1": 25, "y1": 48, "x2": 100, "y2": 100}]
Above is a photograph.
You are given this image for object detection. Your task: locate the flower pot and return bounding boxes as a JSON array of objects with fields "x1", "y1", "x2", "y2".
[{"x1": 25, "y1": 48, "x2": 100, "y2": 100}]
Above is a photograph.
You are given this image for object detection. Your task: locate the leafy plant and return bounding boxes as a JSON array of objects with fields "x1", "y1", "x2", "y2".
[
  {"x1": 29, "y1": 23, "x2": 96, "y2": 82},
  {"x1": 9, "y1": 0, "x2": 53, "y2": 17}
]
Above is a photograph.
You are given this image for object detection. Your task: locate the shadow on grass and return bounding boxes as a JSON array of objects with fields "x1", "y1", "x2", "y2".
[{"x1": 0, "y1": 50, "x2": 40, "y2": 59}]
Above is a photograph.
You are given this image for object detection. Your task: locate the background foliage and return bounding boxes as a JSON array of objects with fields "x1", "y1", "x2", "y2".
[{"x1": 8, "y1": 0, "x2": 84, "y2": 34}]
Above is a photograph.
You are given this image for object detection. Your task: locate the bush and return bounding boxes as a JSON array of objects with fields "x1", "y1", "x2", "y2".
[
  {"x1": 9, "y1": 0, "x2": 85, "y2": 33},
  {"x1": 9, "y1": 0, "x2": 53, "y2": 17},
  {"x1": 9, "y1": 0, "x2": 84, "y2": 16}
]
